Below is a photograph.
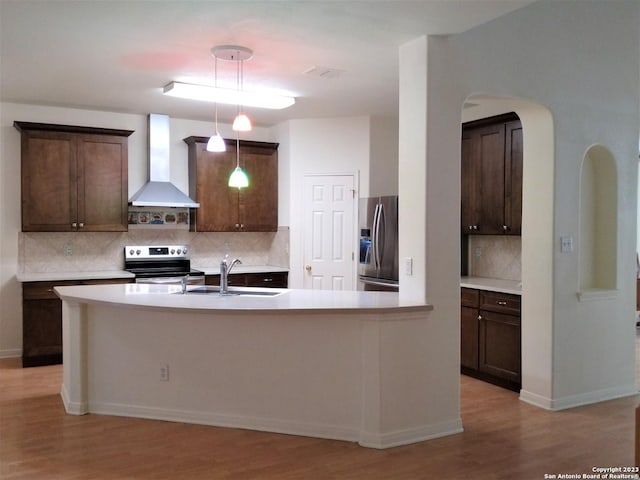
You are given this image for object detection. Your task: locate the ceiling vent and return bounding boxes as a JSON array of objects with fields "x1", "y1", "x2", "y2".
[{"x1": 303, "y1": 66, "x2": 345, "y2": 79}]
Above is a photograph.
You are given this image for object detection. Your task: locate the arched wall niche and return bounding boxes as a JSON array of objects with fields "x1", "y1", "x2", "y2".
[{"x1": 578, "y1": 144, "x2": 618, "y2": 295}]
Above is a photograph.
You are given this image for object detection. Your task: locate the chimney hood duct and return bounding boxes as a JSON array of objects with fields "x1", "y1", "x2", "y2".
[{"x1": 129, "y1": 113, "x2": 200, "y2": 208}]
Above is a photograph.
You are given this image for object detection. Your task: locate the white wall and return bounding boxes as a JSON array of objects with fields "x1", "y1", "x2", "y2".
[
  {"x1": 402, "y1": 0, "x2": 639, "y2": 414},
  {"x1": 369, "y1": 116, "x2": 399, "y2": 197}
]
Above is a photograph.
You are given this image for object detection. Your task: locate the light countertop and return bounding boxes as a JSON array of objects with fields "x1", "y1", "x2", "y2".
[
  {"x1": 17, "y1": 265, "x2": 288, "y2": 283},
  {"x1": 194, "y1": 265, "x2": 289, "y2": 275},
  {"x1": 54, "y1": 283, "x2": 432, "y2": 315},
  {"x1": 17, "y1": 270, "x2": 135, "y2": 283},
  {"x1": 460, "y1": 276, "x2": 521, "y2": 295}
]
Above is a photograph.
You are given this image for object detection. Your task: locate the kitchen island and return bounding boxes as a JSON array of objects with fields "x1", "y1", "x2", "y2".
[{"x1": 55, "y1": 284, "x2": 447, "y2": 449}]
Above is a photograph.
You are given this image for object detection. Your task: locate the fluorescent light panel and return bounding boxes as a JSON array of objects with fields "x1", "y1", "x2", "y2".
[{"x1": 163, "y1": 81, "x2": 295, "y2": 110}]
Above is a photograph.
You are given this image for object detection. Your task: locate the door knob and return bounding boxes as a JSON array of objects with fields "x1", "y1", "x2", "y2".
[{"x1": 305, "y1": 265, "x2": 312, "y2": 272}]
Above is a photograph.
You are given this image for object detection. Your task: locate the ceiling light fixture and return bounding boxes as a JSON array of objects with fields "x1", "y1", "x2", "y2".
[
  {"x1": 163, "y1": 81, "x2": 295, "y2": 110},
  {"x1": 206, "y1": 52, "x2": 226, "y2": 152}
]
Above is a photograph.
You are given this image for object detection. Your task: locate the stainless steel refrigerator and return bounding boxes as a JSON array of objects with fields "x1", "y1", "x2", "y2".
[{"x1": 358, "y1": 196, "x2": 399, "y2": 291}]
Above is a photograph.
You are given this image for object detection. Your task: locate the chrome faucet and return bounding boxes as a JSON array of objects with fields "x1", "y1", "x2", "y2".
[
  {"x1": 181, "y1": 274, "x2": 190, "y2": 294},
  {"x1": 220, "y1": 255, "x2": 242, "y2": 294}
]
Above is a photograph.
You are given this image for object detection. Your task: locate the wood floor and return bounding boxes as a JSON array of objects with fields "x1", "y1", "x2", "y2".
[{"x1": 0, "y1": 357, "x2": 637, "y2": 480}]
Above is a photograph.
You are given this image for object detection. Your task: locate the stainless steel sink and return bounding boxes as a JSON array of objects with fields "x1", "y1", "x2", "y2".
[{"x1": 178, "y1": 286, "x2": 285, "y2": 297}]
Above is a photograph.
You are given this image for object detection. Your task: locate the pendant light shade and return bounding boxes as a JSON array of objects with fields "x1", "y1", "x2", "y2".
[
  {"x1": 207, "y1": 52, "x2": 226, "y2": 152},
  {"x1": 206, "y1": 133, "x2": 226, "y2": 152},
  {"x1": 228, "y1": 166, "x2": 249, "y2": 188},
  {"x1": 232, "y1": 112, "x2": 252, "y2": 132}
]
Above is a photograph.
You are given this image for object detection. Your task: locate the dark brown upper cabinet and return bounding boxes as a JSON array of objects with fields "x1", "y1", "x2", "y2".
[
  {"x1": 183, "y1": 137, "x2": 278, "y2": 232},
  {"x1": 15, "y1": 122, "x2": 132, "y2": 232},
  {"x1": 461, "y1": 113, "x2": 522, "y2": 235}
]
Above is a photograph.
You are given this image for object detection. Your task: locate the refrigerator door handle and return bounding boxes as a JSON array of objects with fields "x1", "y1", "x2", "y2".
[
  {"x1": 372, "y1": 203, "x2": 380, "y2": 271},
  {"x1": 377, "y1": 202, "x2": 385, "y2": 269}
]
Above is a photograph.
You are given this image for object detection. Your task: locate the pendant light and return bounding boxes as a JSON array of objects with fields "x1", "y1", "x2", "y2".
[
  {"x1": 209, "y1": 45, "x2": 252, "y2": 188},
  {"x1": 228, "y1": 134, "x2": 249, "y2": 189},
  {"x1": 231, "y1": 47, "x2": 252, "y2": 132},
  {"x1": 206, "y1": 52, "x2": 226, "y2": 152}
]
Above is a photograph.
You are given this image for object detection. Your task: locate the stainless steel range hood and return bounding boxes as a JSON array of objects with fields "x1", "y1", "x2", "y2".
[{"x1": 129, "y1": 113, "x2": 200, "y2": 208}]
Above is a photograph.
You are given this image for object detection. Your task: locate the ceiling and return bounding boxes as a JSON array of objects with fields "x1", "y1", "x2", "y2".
[{"x1": 0, "y1": 0, "x2": 535, "y2": 128}]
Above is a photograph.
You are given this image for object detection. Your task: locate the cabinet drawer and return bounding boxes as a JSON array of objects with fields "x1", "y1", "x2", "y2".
[
  {"x1": 479, "y1": 291, "x2": 520, "y2": 315},
  {"x1": 461, "y1": 288, "x2": 479, "y2": 308},
  {"x1": 245, "y1": 272, "x2": 288, "y2": 288},
  {"x1": 205, "y1": 274, "x2": 245, "y2": 286},
  {"x1": 23, "y1": 278, "x2": 133, "y2": 299}
]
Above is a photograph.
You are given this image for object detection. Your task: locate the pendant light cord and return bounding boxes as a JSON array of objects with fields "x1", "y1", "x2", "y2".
[{"x1": 236, "y1": 49, "x2": 241, "y2": 169}]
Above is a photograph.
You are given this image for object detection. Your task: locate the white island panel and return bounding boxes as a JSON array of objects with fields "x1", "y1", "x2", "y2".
[{"x1": 57, "y1": 284, "x2": 459, "y2": 449}]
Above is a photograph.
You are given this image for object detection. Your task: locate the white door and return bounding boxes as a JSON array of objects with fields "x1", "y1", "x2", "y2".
[{"x1": 302, "y1": 174, "x2": 356, "y2": 290}]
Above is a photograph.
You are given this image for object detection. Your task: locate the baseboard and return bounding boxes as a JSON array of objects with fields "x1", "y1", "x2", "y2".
[
  {"x1": 87, "y1": 401, "x2": 360, "y2": 444},
  {"x1": 60, "y1": 385, "x2": 88, "y2": 415},
  {"x1": 0, "y1": 348, "x2": 21, "y2": 359},
  {"x1": 358, "y1": 418, "x2": 464, "y2": 449},
  {"x1": 520, "y1": 384, "x2": 639, "y2": 411}
]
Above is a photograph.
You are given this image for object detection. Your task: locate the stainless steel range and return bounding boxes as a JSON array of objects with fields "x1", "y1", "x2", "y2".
[{"x1": 124, "y1": 245, "x2": 205, "y2": 285}]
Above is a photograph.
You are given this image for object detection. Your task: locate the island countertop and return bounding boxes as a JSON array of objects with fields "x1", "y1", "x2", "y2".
[{"x1": 54, "y1": 283, "x2": 432, "y2": 315}]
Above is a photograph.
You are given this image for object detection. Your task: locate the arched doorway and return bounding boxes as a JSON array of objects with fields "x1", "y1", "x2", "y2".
[{"x1": 461, "y1": 94, "x2": 555, "y2": 406}]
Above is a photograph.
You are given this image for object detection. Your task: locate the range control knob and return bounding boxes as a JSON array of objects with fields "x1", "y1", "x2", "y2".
[
  {"x1": 177, "y1": 249, "x2": 182, "y2": 255},
  {"x1": 136, "y1": 249, "x2": 141, "y2": 255},
  {"x1": 170, "y1": 249, "x2": 175, "y2": 255},
  {"x1": 129, "y1": 249, "x2": 134, "y2": 255},
  {"x1": 183, "y1": 247, "x2": 188, "y2": 255}
]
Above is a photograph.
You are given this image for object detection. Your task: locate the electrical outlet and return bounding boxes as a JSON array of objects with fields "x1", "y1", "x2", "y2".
[
  {"x1": 64, "y1": 243, "x2": 73, "y2": 256},
  {"x1": 560, "y1": 236, "x2": 573, "y2": 253},
  {"x1": 160, "y1": 364, "x2": 170, "y2": 382}
]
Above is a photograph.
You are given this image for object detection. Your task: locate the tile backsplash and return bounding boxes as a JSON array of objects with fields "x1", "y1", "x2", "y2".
[
  {"x1": 18, "y1": 228, "x2": 289, "y2": 273},
  {"x1": 467, "y1": 235, "x2": 521, "y2": 281}
]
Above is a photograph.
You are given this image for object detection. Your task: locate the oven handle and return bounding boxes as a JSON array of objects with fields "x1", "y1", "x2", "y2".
[{"x1": 135, "y1": 275, "x2": 205, "y2": 285}]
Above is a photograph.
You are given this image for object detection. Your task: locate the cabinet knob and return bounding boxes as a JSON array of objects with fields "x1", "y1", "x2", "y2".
[
  {"x1": 79, "y1": 222, "x2": 84, "y2": 229},
  {"x1": 477, "y1": 314, "x2": 482, "y2": 321},
  {"x1": 497, "y1": 301, "x2": 508, "y2": 306},
  {"x1": 263, "y1": 278, "x2": 273, "y2": 282},
  {"x1": 72, "y1": 222, "x2": 77, "y2": 229},
  {"x1": 305, "y1": 265, "x2": 312, "y2": 272},
  {"x1": 503, "y1": 225, "x2": 509, "y2": 232},
  {"x1": 235, "y1": 223, "x2": 240, "y2": 229}
]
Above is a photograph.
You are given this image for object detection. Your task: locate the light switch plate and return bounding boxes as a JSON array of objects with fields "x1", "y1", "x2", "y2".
[{"x1": 404, "y1": 257, "x2": 413, "y2": 276}]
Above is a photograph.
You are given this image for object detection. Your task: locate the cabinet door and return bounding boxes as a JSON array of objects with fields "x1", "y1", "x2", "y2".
[
  {"x1": 192, "y1": 144, "x2": 239, "y2": 231},
  {"x1": 478, "y1": 310, "x2": 521, "y2": 383},
  {"x1": 504, "y1": 120, "x2": 523, "y2": 235},
  {"x1": 476, "y1": 123, "x2": 506, "y2": 234},
  {"x1": 239, "y1": 145, "x2": 278, "y2": 232},
  {"x1": 461, "y1": 130, "x2": 480, "y2": 233},
  {"x1": 21, "y1": 131, "x2": 77, "y2": 232},
  {"x1": 22, "y1": 298, "x2": 63, "y2": 367},
  {"x1": 461, "y1": 306, "x2": 479, "y2": 370},
  {"x1": 77, "y1": 134, "x2": 128, "y2": 231}
]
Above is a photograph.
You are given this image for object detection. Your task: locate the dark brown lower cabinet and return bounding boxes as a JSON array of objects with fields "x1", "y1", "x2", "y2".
[
  {"x1": 478, "y1": 310, "x2": 521, "y2": 384},
  {"x1": 22, "y1": 278, "x2": 133, "y2": 367},
  {"x1": 205, "y1": 271, "x2": 288, "y2": 288},
  {"x1": 461, "y1": 287, "x2": 521, "y2": 391}
]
